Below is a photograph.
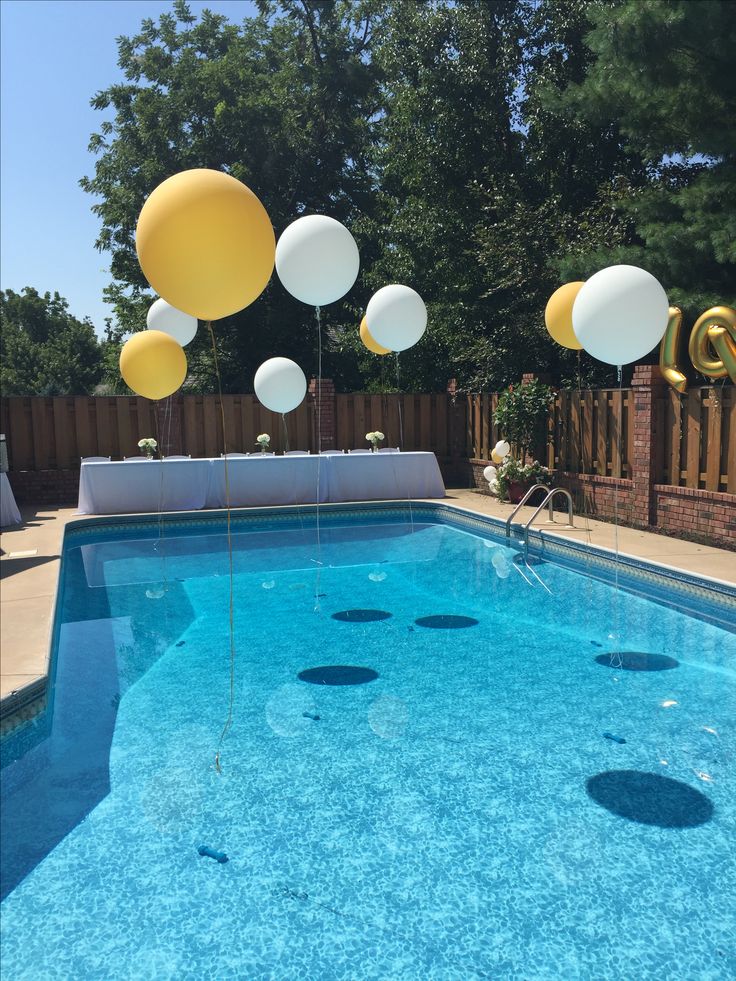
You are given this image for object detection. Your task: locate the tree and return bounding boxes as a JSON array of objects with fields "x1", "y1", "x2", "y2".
[
  {"x1": 358, "y1": 0, "x2": 528, "y2": 392},
  {"x1": 82, "y1": 0, "x2": 386, "y2": 393},
  {"x1": 551, "y1": 0, "x2": 736, "y2": 324},
  {"x1": 0, "y1": 288, "x2": 103, "y2": 395}
]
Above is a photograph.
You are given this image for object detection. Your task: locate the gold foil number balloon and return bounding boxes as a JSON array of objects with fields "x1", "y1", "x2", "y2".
[
  {"x1": 688, "y1": 306, "x2": 736, "y2": 384},
  {"x1": 660, "y1": 305, "x2": 736, "y2": 391}
]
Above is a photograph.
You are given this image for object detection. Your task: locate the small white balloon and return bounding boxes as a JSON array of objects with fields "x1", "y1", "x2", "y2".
[
  {"x1": 483, "y1": 465, "x2": 497, "y2": 482},
  {"x1": 493, "y1": 440, "x2": 510, "y2": 459},
  {"x1": 254, "y1": 357, "x2": 307, "y2": 414},
  {"x1": 275, "y1": 215, "x2": 360, "y2": 306},
  {"x1": 365, "y1": 284, "x2": 427, "y2": 352},
  {"x1": 147, "y1": 298, "x2": 198, "y2": 347},
  {"x1": 572, "y1": 264, "x2": 669, "y2": 366}
]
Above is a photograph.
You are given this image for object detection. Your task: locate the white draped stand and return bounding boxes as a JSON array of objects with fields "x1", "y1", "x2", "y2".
[
  {"x1": 1, "y1": 473, "x2": 22, "y2": 526},
  {"x1": 77, "y1": 452, "x2": 445, "y2": 515}
]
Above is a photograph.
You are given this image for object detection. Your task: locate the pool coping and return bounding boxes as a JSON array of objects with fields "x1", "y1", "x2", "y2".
[{"x1": 2, "y1": 499, "x2": 734, "y2": 736}]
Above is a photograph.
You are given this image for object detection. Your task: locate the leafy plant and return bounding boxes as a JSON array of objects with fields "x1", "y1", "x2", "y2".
[
  {"x1": 493, "y1": 379, "x2": 553, "y2": 462},
  {"x1": 495, "y1": 458, "x2": 550, "y2": 502}
]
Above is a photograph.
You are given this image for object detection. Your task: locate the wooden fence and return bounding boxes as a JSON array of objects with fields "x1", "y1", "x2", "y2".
[
  {"x1": 0, "y1": 395, "x2": 313, "y2": 469},
  {"x1": 465, "y1": 384, "x2": 734, "y2": 492},
  {"x1": 334, "y1": 393, "x2": 467, "y2": 458},
  {"x1": 2, "y1": 385, "x2": 734, "y2": 493},
  {"x1": 656, "y1": 384, "x2": 735, "y2": 494}
]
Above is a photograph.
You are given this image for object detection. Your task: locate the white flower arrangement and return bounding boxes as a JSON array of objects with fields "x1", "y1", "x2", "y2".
[
  {"x1": 137, "y1": 437, "x2": 157, "y2": 458},
  {"x1": 255, "y1": 433, "x2": 271, "y2": 452},
  {"x1": 366, "y1": 430, "x2": 385, "y2": 450}
]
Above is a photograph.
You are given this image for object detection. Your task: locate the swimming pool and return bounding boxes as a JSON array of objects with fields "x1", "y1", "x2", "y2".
[{"x1": 1, "y1": 503, "x2": 735, "y2": 980}]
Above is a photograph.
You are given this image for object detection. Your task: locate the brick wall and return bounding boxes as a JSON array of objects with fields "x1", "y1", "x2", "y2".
[
  {"x1": 8, "y1": 469, "x2": 79, "y2": 505},
  {"x1": 654, "y1": 485, "x2": 736, "y2": 549}
]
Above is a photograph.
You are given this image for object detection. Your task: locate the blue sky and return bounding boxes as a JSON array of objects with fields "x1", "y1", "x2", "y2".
[{"x1": 1, "y1": 0, "x2": 258, "y2": 335}]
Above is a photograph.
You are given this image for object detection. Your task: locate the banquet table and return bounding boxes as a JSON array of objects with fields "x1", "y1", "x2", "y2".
[
  {"x1": 78, "y1": 459, "x2": 212, "y2": 515},
  {"x1": 206, "y1": 455, "x2": 328, "y2": 507},
  {"x1": 76, "y1": 452, "x2": 446, "y2": 515},
  {"x1": 326, "y1": 451, "x2": 446, "y2": 502},
  {"x1": 1, "y1": 472, "x2": 22, "y2": 526}
]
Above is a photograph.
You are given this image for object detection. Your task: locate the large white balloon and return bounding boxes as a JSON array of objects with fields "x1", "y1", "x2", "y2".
[
  {"x1": 483, "y1": 465, "x2": 497, "y2": 482},
  {"x1": 147, "y1": 298, "x2": 198, "y2": 347},
  {"x1": 572, "y1": 265, "x2": 669, "y2": 366},
  {"x1": 275, "y1": 215, "x2": 360, "y2": 306},
  {"x1": 365, "y1": 285, "x2": 427, "y2": 352},
  {"x1": 254, "y1": 357, "x2": 307, "y2": 414},
  {"x1": 493, "y1": 440, "x2": 510, "y2": 460}
]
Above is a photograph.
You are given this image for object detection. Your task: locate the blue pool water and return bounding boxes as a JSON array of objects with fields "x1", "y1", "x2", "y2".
[{"x1": 1, "y1": 507, "x2": 735, "y2": 980}]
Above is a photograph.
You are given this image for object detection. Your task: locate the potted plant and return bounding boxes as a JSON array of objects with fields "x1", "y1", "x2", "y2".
[{"x1": 495, "y1": 458, "x2": 550, "y2": 504}]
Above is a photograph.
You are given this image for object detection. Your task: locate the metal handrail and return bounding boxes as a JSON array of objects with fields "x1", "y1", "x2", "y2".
[
  {"x1": 523, "y1": 488, "x2": 574, "y2": 555},
  {"x1": 505, "y1": 483, "x2": 552, "y2": 539}
]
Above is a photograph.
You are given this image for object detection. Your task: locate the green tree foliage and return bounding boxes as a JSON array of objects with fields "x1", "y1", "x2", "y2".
[
  {"x1": 0, "y1": 288, "x2": 103, "y2": 395},
  {"x1": 360, "y1": 0, "x2": 529, "y2": 392},
  {"x1": 551, "y1": 0, "x2": 736, "y2": 321},
  {"x1": 80, "y1": 0, "x2": 735, "y2": 395},
  {"x1": 81, "y1": 0, "x2": 386, "y2": 393}
]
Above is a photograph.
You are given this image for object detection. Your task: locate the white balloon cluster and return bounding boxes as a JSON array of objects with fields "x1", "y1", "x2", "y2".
[
  {"x1": 483, "y1": 464, "x2": 498, "y2": 495},
  {"x1": 253, "y1": 213, "x2": 429, "y2": 416},
  {"x1": 572, "y1": 264, "x2": 670, "y2": 367}
]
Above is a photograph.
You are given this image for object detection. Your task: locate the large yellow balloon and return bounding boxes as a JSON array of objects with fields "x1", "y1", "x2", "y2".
[
  {"x1": 120, "y1": 330, "x2": 187, "y2": 400},
  {"x1": 360, "y1": 316, "x2": 391, "y2": 355},
  {"x1": 136, "y1": 169, "x2": 275, "y2": 321},
  {"x1": 545, "y1": 282, "x2": 585, "y2": 350}
]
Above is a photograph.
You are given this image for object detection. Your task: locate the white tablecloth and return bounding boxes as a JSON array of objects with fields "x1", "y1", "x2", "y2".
[
  {"x1": 1, "y1": 472, "x2": 22, "y2": 526},
  {"x1": 77, "y1": 452, "x2": 446, "y2": 515},
  {"x1": 206, "y1": 456, "x2": 328, "y2": 507},
  {"x1": 326, "y1": 451, "x2": 446, "y2": 502},
  {"x1": 78, "y1": 460, "x2": 211, "y2": 515}
]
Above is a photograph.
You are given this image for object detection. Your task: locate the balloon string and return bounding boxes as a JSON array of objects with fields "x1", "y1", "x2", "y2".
[
  {"x1": 207, "y1": 320, "x2": 236, "y2": 774},
  {"x1": 395, "y1": 352, "x2": 405, "y2": 450},
  {"x1": 281, "y1": 413, "x2": 290, "y2": 452},
  {"x1": 610, "y1": 364, "x2": 623, "y2": 669},
  {"x1": 394, "y1": 352, "x2": 415, "y2": 539},
  {"x1": 314, "y1": 305, "x2": 323, "y2": 612}
]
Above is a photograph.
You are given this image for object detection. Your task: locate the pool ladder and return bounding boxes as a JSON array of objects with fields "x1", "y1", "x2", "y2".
[{"x1": 505, "y1": 484, "x2": 575, "y2": 560}]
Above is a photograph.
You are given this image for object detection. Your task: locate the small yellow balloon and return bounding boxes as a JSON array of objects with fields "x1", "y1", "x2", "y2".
[
  {"x1": 120, "y1": 330, "x2": 187, "y2": 400},
  {"x1": 136, "y1": 169, "x2": 275, "y2": 321},
  {"x1": 491, "y1": 450, "x2": 503, "y2": 464},
  {"x1": 360, "y1": 316, "x2": 391, "y2": 355},
  {"x1": 545, "y1": 282, "x2": 585, "y2": 350}
]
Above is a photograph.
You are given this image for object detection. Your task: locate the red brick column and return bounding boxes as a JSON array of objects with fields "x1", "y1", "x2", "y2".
[
  {"x1": 308, "y1": 377, "x2": 336, "y2": 451},
  {"x1": 521, "y1": 372, "x2": 552, "y2": 386},
  {"x1": 631, "y1": 364, "x2": 667, "y2": 527}
]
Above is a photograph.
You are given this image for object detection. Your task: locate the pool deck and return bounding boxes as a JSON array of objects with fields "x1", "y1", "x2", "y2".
[{"x1": 1, "y1": 493, "x2": 734, "y2": 720}]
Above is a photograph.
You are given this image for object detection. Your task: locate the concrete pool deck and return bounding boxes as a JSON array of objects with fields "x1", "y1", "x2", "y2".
[{"x1": 1, "y1": 493, "x2": 734, "y2": 721}]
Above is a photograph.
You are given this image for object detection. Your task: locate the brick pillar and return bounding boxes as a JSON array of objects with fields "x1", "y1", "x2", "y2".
[
  {"x1": 308, "y1": 377, "x2": 336, "y2": 451},
  {"x1": 631, "y1": 364, "x2": 667, "y2": 527},
  {"x1": 521, "y1": 372, "x2": 552, "y2": 386}
]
